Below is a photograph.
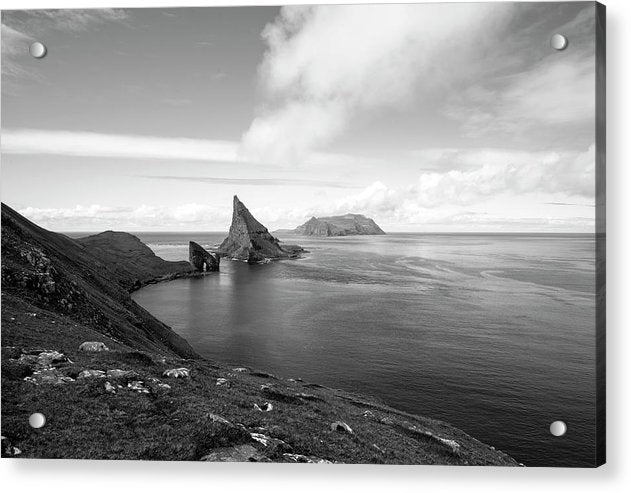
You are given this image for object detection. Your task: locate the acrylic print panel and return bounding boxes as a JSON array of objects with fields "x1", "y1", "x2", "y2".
[{"x1": 0, "y1": 2, "x2": 605, "y2": 467}]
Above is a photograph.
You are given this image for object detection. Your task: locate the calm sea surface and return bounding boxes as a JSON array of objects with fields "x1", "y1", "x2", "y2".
[{"x1": 130, "y1": 232, "x2": 596, "y2": 467}]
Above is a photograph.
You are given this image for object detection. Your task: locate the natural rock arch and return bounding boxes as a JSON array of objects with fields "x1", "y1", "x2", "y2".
[{"x1": 189, "y1": 241, "x2": 220, "y2": 272}]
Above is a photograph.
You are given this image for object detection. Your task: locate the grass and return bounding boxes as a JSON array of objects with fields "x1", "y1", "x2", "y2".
[{"x1": 2, "y1": 292, "x2": 518, "y2": 465}]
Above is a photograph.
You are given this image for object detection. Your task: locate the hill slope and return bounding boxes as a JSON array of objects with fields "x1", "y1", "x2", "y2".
[
  {"x1": 1, "y1": 204, "x2": 518, "y2": 465},
  {"x1": 1, "y1": 203, "x2": 197, "y2": 358}
]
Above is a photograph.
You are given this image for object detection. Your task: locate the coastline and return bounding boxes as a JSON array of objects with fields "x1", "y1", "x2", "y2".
[
  {"x1": 128, "y1": 270, "x2": 206, "y2": 294},
  {"x1": 1, "y1": 203, "x2": 519, "y2": 464}
]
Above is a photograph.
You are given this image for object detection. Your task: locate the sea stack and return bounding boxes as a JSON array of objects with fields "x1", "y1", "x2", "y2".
[
  {"x1": 189, "y1": 241, "x2": 220, "y2": 272},
  {"x1": 218, "y1": 196, "x2": 303, "y2": 264},
  {"x1": 294, "y1": 214, "x2": 386, "y2": 236}
]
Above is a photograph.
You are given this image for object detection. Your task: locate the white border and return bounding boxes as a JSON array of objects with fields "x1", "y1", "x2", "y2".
[{"x1": 1, "y1": 0, "x2": 629, "y2": 491}]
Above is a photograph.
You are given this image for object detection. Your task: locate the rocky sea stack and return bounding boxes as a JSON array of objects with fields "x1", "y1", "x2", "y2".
[
  {"x1": 189, "y1": 241, "x2": 220, "y2": 272},
  {"x1": 218, "y1": 196, "x2": 304, "y2": 264},
  {"x1": 294, "y1": 214, "x2": 386, "y2": 236}
]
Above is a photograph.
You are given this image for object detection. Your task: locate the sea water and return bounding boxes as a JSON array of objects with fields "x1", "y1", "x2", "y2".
[{"x1": 130, "y1": 232, "x2": 596, "y2": 467}]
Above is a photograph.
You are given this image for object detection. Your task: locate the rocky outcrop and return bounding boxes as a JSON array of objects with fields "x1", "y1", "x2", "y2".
[
  {"x1": 1, "y1": 203, "x2": 198, "y2": 359},
  {"x1": 76, "y1": 230, "x2": 195, "y2": 290},
  {"x1": 218, "y1": 196, "x2": 303, "y2": 264},
  {"x1": 189, "y1": 241, "x2": 220, "y2": 272},
  {"x1": 293, "y1": 214, "x2": 385, "y2": 236}
]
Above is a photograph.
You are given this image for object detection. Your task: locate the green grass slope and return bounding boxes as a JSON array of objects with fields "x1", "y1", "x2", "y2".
[{"x1": 1, "y1": 204, "x2": 519, "y2": 465}]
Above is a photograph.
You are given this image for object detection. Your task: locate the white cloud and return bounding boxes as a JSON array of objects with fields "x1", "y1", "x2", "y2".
[
  {"x1": 412, "y1": 145, "x2": 596, "y2": 206},
  {"x1": 445, "y1": 5, "x2": 596, "y2": 140},
  {"x1": 19, "y1": 203, "x2": 232, "y2": 231},
  {"x1": 241, "y1": 3, "x2": 513, "y2": 165},
  {"x1": 283, "y1": 145, "x2": 596, "y2": 231},
  {"x1": 13, "y1": 143, "x2": 595, "y2": 232},
  {"x1": 336, "y1": 145, "x2": 595, "y2": 211},
  {"x1": 446, "y1": 52, "x2": 595, "y2": 138},
  {"x1": 0, "y1": 127, "x2": 388, "y2": 172},
  {"x1": 2, "y1": 129, "x2": 239, "y2": 163},
  {"x1": 30, "y1": 9, "x2": 128, "y2": 32},
  {"x1": 1, "y1": 24, "x2": 36, "y2": 84}
]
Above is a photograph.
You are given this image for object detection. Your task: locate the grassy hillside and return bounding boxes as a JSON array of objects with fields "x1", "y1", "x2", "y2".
[{"x1": 1, "y1": 204, "x2": 519, "y2": 465}]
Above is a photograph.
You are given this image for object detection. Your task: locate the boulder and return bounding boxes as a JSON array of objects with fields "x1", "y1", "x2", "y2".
[
  {"x1": 249, "y1": 432, "x2": 292, "y2": 456},
  {"x1": 283, "y1": 453, "x2": 332, "y2": 464},
  {"x1": 145, "y1": 377, "x2": 171, "y2": 392},
  {"x1": 401, "y1": 422, "x2": 462, "y2": 454},
  {"x1": 162, "y1": 367, "x2": 190, "y2": 378},
  {"x1": 253, "y1": 402, "x2": 273, "y2": 412},
  {"x1": 330, "y1": 421, "x2": 354, "y2": 434},
  {"x1": 25, "y1": 368, "x2": 75, "y2": 385},
  {"x1": 78, "y1": 341, "x2": 109, "y2": 352},
  {"x1": 200, "y1": 444, "x2": 267, "y2": 462},
  {"x1": 204, "y1": 413, "x2": 232, "y2": 425},
  {"x1": 37, "y1": 351, "x2": 69, "y2": 366},
  {"x1": 106, "y1": 369, "x2": 139, "y2": 380},
  {"x1": 77, "y1": 369, "x2": 106, "y2": 379},
  {"x1": 1, "y1": 436, "x2": 22, "y2": 457},
  {"x1": 127, "y1": 380, "x2": 150, "y2": 393}
]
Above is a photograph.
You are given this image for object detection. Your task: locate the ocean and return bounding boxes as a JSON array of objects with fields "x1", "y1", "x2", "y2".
[{"x1": 129, "y1": 232, "x2": 596, "y2": 467}]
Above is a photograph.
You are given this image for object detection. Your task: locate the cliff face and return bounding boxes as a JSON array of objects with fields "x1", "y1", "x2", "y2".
[
  {"x1": 189, "y1": 241, "x2": 220, "y2": 272},
  {"x1": 77, "y1": 231, "x2": 195, "y2": 290},
  {"x1": 218, "y1": 196, "x2": 303, "y2": 263},
  {"x1": 0, "y1": 204, "x2": 198, "y2": 359},
  {"x1": 294, "y1": 214, "x2": 385, "y2": 236}
]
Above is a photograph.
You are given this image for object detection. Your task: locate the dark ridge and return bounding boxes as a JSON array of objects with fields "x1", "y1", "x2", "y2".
[{"x1": 1, "y1": 203, "x2": 198, "y2": 359}]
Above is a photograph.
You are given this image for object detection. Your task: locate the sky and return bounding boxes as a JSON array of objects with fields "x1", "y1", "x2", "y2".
[{"x1": 1, "y1": 3, "x2": 597, "y2": 232}]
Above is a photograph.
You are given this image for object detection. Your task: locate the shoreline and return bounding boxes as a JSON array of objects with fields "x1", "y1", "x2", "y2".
[
  {"x1": 1, "y1": 203, "x2": 520, "y2": 464},
  {"x1": 129, "y1": 260, "x2": 523, "y2": 465}
]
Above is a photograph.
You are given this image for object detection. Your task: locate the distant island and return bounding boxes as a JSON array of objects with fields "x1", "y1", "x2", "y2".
[{"x1": 282, "y1": 214, "x2": 386, "y2": 237}]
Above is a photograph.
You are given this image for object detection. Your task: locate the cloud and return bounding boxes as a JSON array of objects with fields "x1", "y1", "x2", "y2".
[
  {"x1": 142, "y1": 175, "x2": 361, "y2": 189},
  {"x1": 2, "y1": 8, "x2": 128, "y2": 36},
  {"x1": 0, "y1": 127, "x2": 385, "y2": 172},
  {"x1": 445, "y1": 52, "x2": 595, "y2": 139},
  {"x1": 2, "y1": 128, "x2": 239, "y2": 163},
  {"x1": 335, "y1": 145, "x2": 595, "y2": 213},
  {"x1": 1, "y1": 23, "x2": 37, "y2": 86},
  {"x1": 241, "y1": 3, "x2": 513, "y2": 165},
  {"x1": 1, "y1": 9, "x2": 128, "y2": 88},
  {"x1": 411, "y1": 145, "x2": 596, "y2": 206},
  {"x1": 30, "y1": 9, "x2": 128, "y2": 32},
  {"x1": 18, "y1": 203, "x2": 232, "y2": 231},
  {"x1": 262, "y1": 144, "x2": 594, "y2": 231},
  {"x1": 444, "y1": 5, "x2": 596, "y2": 141}
]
